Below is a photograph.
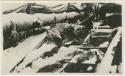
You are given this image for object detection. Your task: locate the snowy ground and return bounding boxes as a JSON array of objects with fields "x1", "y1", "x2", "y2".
[{"x1": 2, "y1": 32, "x2": 46, "y2": 74}]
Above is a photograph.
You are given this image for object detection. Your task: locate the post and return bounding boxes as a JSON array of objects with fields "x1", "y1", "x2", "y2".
[{"x1": 96, "y1": 27, "x2": 122, "y2": 73}]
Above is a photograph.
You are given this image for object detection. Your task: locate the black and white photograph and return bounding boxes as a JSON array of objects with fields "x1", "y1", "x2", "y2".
[{"x1": 1, "y1": 0, "x2": 123, "y2": 74}]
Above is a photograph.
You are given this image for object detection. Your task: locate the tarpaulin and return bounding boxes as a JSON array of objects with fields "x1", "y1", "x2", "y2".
[
  {"x1": 3, "y1": 13, "x2": 40, "y2": 32},
  {"x1": 3, "y1": 12, "x2": 82, "y2": 32}
]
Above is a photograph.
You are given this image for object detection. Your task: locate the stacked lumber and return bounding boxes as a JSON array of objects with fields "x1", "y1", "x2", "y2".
[
  {"x1": 2, "y1": 3, "x2": 122, "y2": 74},
  {"x1": 11, "y1": 27, "x2": 119, "y2": 73},
  {"x1": 3, "y1": 19, "x2": 122, "y2": 74}
]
